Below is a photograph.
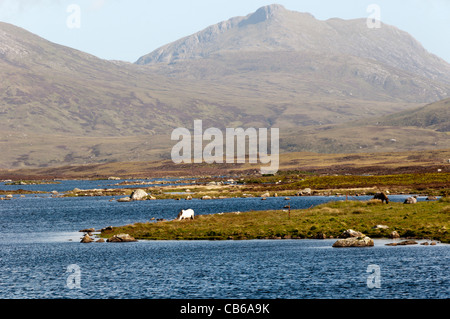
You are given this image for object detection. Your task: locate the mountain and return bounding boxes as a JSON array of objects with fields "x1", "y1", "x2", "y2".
[
  {"x1": 137, "y1": 4, "x2": 450, "y2": 87},
  {"x1": 1, "y1": 5, "x2": 450, "y2": 169},
  {"x1": 135, "y1": 4, "x2": 450, "y2": 129}
]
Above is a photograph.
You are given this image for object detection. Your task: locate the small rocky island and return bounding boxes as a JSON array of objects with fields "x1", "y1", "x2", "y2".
[
  {"x1": 332, "y1": 229, "x2": 374, "y2": 248},
  {"x1": 79, "y1": 227, "x2": 137, "y2": 243}
]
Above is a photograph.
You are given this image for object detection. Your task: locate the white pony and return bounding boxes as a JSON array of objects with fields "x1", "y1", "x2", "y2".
[{"x1": 177, "y1": 209, "x2": 195, "y2": 220}]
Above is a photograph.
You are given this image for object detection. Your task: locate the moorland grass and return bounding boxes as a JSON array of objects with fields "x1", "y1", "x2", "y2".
[{"x1": 101, "y1": 199, "x2": 449, "y2": 243}]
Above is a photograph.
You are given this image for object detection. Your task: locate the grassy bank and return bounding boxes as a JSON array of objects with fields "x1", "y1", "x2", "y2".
[
  {"x1": 240, "y1": 172, "x2": 450, "y2": 196},
  {"x1": 101, "y1": 198, "x2": 450, "y2": 243},
  {"x1": 57, "y1": 172, "x2": 450, "y2": 200}
]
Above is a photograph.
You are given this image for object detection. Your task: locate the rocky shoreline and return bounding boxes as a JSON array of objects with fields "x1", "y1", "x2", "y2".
[{"x1": 78, "y1": 224, "x2": 443, "y2": 248}]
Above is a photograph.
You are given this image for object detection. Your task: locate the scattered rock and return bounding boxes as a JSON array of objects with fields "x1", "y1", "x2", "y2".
[
  {"x1": 314, "y1": 233, "x2": 327, "y2": 239},
  {"x1": 297, "y1": 188, "x2": 311, "y2": 196},
  {"x1": 421, "y1": 242, "x2": 429, "y2": 246},
  {"x1": 80, "y1": 234, "x2": 93, "y2": 243},
  {"x1": 107, "y1": 234, "x2": 137, "y2": 243},
  {"x1": 404, "y1": 197, "x2": 417, "y2": 204},
  {"x1": 426, "y1": 196, "x2": 438, "y2": 201},
  {"x1": 201, "y1": 195, "x2": 212, "y2": 200},
  {"x1": 398, "y1": 240, "x2": 418, "y2": 245},
  {"x1": 389, "y1": 231, "x2": 400, "y2": 239},
  {"x1": 339, "y1": 229, "x2": 365, "y2": 238},
  {"x1": 261, "y1": 192, "x2": 270, "y2": 198},
  {"x1": 96, "y1": 238, "x2": 105, "y2": 243},
  {"x1": 386, "y1": 240, "x2": 418, "y2": 246},
  {"x1": 332, "y1": 236, "x2": 374, "y2": 248},
  {"x1": 373, "y1": 225, "x2": 389, "y2": 230},
  {"x1": 430, "y1": 241, "x2": 437, "y2": 246},
  {"x1": 101, "y1": 226, "x2": 113, "y2": 232},
  {"x1": 130, "y1": 189, "x2": 148, "y2": 201}
]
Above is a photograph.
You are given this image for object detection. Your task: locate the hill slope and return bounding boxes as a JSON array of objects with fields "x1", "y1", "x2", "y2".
[
  {"x1": 0, "y1": 21, "x2": 185, "y2": 137},
  {"x1": 375, "y1": 98, "x2": 450, "y2": 132},
  {"x1": 279, "y1": 98, "x2": 450, "y2": 154},
  {"x1": 1, "y1": 5, "x2": 450, "y2": 168}
]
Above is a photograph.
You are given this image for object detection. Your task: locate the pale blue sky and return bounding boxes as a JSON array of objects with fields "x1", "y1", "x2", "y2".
[{"x1": 0, "y1": 0, "x2": 449, "y2": 63}]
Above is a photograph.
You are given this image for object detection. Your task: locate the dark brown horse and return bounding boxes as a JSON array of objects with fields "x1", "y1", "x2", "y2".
[{"x1": 373, "y1": 192, "x2": 389, "y2": 204}]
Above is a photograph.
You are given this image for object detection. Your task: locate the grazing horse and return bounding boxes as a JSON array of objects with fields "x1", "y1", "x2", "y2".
[
  {"x1": 177, "y1": 209, "x2": 195, "y2": 220},
  {"x1": 373, "y1": 192, "x2": 389, "y2": 204}
]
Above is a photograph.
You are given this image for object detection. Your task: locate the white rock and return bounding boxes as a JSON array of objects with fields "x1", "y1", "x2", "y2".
[{"x1": 130, "y1": 189, "x2": 148, "y2": 201}]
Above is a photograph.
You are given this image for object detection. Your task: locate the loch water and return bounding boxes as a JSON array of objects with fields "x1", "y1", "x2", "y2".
[{"x1": 0, "y1": 180, "x2": 448, "y2": 299}]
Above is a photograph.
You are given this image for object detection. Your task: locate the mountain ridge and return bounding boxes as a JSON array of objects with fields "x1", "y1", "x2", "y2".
[{"x1": 136, "y1": 4, "x2": 450, "y2": 87}]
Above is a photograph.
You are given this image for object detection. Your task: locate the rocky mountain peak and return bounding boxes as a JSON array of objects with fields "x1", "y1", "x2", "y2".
[{"x1": 238, "y1": 4, "x2": 287, "y2": 27}]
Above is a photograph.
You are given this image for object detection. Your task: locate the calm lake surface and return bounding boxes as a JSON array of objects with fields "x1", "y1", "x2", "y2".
[{"x1": 0, "y1": 180, "x2": 448, "y2": 299}]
